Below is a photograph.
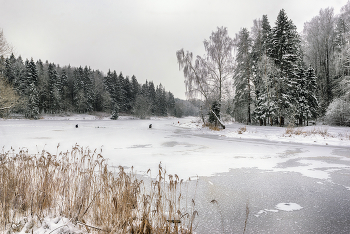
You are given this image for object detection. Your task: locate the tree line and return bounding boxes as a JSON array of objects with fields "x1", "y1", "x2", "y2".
[
  {"x1": 178, "y1": 3, "x2": 350, "y2": 127},
  {"x1": 0, "y1": 54, "x2": 177, "y2": 119}
]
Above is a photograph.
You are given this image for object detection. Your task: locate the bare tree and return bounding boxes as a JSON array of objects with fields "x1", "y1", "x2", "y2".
[
  {"x1": 0, "y1": 29, "x2": 13, "y2": 57},
  {"x1": 176, "y1": 27, "x2": 234, "y2": 119},
  {"x1": 0, "y1": 75, "x2": 19, "y2": 117},
  {"x1": 303, "y1": 8, "x2": 335, "y2": 113}
]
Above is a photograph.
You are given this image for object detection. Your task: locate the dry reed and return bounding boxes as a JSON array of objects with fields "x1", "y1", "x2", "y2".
[
  {"x1": 237, "y1": 126, "x2": 247, "y2": 134},
  {"x1": 284, "y1": 126, "x2": 332, "y2": 138},
  {"x1": 0, "y1": 146, "x2": 197, "y2": 233}
]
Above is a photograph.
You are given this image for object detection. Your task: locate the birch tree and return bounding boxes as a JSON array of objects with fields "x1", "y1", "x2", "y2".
[
  {"x1": 176, "y1": 27, "x2": 234, "y2": 121},
  {"x1": 0, "y1": 29, "x2": 13, "y2": 57},
  {"x1": 0, "y1": 75, "x2": 19, "y2": 117}
]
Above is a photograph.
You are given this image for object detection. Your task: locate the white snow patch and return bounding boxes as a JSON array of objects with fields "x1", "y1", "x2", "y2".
[
  {"x1": 275, "y1": 203, "x2": 303, "y2": 211},
  {"x1": 7, "y1": 216, "x2": 81, "y2": 234},
  {"x1": 254, "y1": 209, "x2": 279, "y2": 217}
]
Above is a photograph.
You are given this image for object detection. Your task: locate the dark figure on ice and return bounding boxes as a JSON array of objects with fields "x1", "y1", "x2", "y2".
[
  {"x1": 75, "y1": 124, "x2": 78, "y2": 128},
  {"x1": 149, "y1": 124, "x2": 152, "y2": 128}
]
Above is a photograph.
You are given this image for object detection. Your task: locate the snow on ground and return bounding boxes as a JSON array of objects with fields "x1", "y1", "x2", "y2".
[
  {"x1": 12, "y1": 217, "x2": 82, "y2": 234},
  {"x1": 176, "y1": 117, "x2": 350, "y2": 147}
]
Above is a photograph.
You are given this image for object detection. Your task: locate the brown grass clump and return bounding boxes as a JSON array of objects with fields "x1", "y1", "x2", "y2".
[
  {"x1": 203, "y1": 122, "x2": 221, "y2": 131},
  {"x1": 0, "y1": 146, "x2": 197, "y2": 233},
  {"x1": 237, "y1": 126, "x2": 247, "y2": 134},
  {"x1": 284, "y1": 126, "x2": 332, "y2": 138}
]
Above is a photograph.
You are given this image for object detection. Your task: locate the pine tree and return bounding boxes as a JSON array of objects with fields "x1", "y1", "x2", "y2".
[
  {"x1": 83, "y1": 66, "x2": 93, "y2": 112},
  {"x1": 60, "y1": 69, "x2": 69, "y2": 111},
  {"x1": 4, "y1": 54, "x2": 16, "y2": 85},
  {"x1": 123, "y1": 76, "x2": 132, "y2": 113},
  {"x1": 294, "y1": 67, "x2": 308, "y2": 125},
  {"x1": 167, "y1": 91, "x2": 176, "y2": 116},
  {"x1": 251, "y1": 15, "x2": 272, "y2": 125},
  {"x1": 48, "y1": 63, "x2": 61, "y2": 113},
  {"x1": 233, "y1": 27, "x2": 253, "y2": 124},
  {"x1": 148, "y1": 81, "x2": 156, "y2": 115},
  {"x1": 26, "y1": 83, "x2": 39, "y2": 119},
  {"x1": 269, "y1": 9, "x2": 301, "y2": 126},
  {"x1": 13, "y1": 56, "x2": 26, "y2": 94},
  {"x1": 25, "y1": 58, "x2": 38, "y2": 87},
  {"x1": 130, "y1": 75, "x2": 139, "y2": 111},
  {"x1": 36, "y1": 60, "x2": 49, "y2": 113},
  {"x1": 73, "y1": 67, "x2": 85, "y2": 112},
  {"x1": 305, "y1": 65, "x2": 319, "y2": 123}
]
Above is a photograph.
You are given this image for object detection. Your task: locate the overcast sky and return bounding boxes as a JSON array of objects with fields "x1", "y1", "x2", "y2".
[{"x1": 0, "y1": 0, "x2": 348, "y2": 99}]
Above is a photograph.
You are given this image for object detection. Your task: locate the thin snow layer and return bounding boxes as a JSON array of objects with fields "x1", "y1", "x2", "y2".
[
  {"x1": 254, "y1": 203, "x2": 303, "y2": 217},
  {"x1": 0, "y1": 115, "x2": 349, "y2": 180},
  {"x1": 12, "y1": 216, "x2": 81, "y2": 234}
]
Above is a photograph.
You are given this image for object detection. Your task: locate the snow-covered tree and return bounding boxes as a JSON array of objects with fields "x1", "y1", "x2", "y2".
[
  {"x1": 305, "y1": 65, "x2": 319, "y2": 122},
  {"x1": 252, "y1": 55, "x2": 278, "y2": 125},
  {"x1": 324, "y1": 98, "x2": 350, "y2": 126},
  {"x1": 26, "y1": 83, "x2": 39, "y2": 119},
  {"x1": 303, "y1": 8, "x2": 336, "y2": 114},
  {"x1": 269, "y1": 9, "x2": 301, "y2": 126},
  {"x1": 233, "y1": 27, "x2": 253, "y2": 124},
  {"x1": 134, "y1": 93, "x2": 151, "y2": 119}
]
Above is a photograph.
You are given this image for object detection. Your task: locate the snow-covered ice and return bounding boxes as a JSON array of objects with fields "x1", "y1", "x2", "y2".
[
  {"x1": 1, "y1": 115, "x2": 349, "y2": 180},
  {"x1": 2, "y1": 115, "x2": 350, "y2": 233}
]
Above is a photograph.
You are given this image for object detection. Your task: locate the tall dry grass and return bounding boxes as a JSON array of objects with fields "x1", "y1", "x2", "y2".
[
  {"x1": 284, "y1": 126, "x2": 331, "y2": 138},
  {"x1": 0, "y1": 146, "x2": 197, "y2": 233}
]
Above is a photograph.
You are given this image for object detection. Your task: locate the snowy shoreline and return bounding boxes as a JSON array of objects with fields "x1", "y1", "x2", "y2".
[{"x1": 175, "y1": 117, "x2": 350, "y2": 148}]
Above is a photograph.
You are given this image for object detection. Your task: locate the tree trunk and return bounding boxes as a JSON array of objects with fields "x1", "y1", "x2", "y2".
[{"x1": 211, "y1": 109, "x2": 225, "y2": 129}]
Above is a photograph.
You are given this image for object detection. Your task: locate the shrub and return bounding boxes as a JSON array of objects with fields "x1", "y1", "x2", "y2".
[{"x1": 324, "y1": 98, "x2": 350, "y2": 126}]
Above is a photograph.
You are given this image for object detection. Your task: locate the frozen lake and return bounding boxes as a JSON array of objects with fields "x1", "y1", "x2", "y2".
[{"x1": 1, "y1": 116, "x2": 350, "y2": 233}]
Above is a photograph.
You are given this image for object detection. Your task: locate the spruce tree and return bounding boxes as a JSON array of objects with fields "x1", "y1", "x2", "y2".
[
  {"x1": 295, "y1": 67, "x2": 308, "y2": 125},
  {"x1": 251, "y1": 15, "x2": 272, "y2": 125},
  {"x1": 269, "y1": 9, "x2": 301, "y2": 126},
  {"x1": 148, "y1": 81, "x2": 156, "y2": 115},
  {"x1": 167, "y1": 91, "x2": 176, "y2": 116},
  {"x1": 233, "y1": 27, "x2": 253, "y2": 124},
  {"x1": 27, "y1": 83, "x2": 39, "y2": 119},
  {"x1": 305, "y1": 65, "x2": 319, "y2": 123},
  {"x1": 4, "y1": 54, "x2": 16, "y2": 85},
  {"x1": 48, "y1": 63, "x2": 61, "y2": 113}
]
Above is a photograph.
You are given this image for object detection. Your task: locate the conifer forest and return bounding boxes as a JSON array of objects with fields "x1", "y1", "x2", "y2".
[{"x1": 0, "y1": 55, "x2": 185, "y2": 119}]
